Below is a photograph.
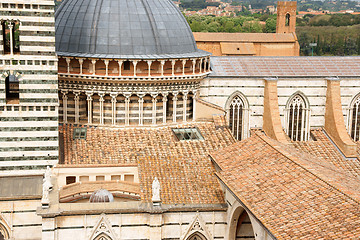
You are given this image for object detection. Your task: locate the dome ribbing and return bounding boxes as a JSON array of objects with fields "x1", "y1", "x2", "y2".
[{"x1": 55, "y1": 0, "x2": 207, "y2": 59}]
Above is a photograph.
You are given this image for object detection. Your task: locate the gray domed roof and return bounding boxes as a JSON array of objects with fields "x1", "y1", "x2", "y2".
[
  {"x1": 55, "y1": 0, "x2": 208, "y2": 59},
  {"x1": 89, "y1": 189, "x2": 114, "y2": 203}
]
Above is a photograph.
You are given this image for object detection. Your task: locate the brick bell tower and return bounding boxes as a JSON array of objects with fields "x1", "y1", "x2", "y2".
[
  {"x1": 0, "y1": 0, "x2": 58, "y2": 176},
  {"x1": 276, "y1": 1, "x2": 297, "y2": 33}
]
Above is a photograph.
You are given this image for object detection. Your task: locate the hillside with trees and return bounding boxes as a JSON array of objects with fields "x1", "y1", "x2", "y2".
[{"x1": 185, "y1": 13, "x2": 360, "y2": 56}]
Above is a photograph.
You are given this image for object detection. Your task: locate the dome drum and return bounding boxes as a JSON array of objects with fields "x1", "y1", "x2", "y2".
[
  {"x1": 59, "y1": 89, "x2": 199, "y2": 126},
  {"x1": 55, "y1": 0, "x2": 210, "y2": 127},
  {"x1": 58, "y1": 56, "x2": 211, "y2": 79}
]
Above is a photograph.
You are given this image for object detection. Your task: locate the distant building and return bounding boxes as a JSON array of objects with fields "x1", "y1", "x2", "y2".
[
  {"x1": 194, "y1": 32, "x2": 299, "y2": 56},
  {"x1": 194, "y1": 1, "x2": 300, "y2": 56}
]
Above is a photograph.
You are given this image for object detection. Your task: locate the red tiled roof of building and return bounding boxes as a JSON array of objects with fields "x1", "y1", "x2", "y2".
[
  {"x1": 211, "y1": 131, "x2": 360, "y2": 239},
  {"x1": 59, "y1": 122, "x2": 235, "y2": 204},
  {"x1": 194, "y1": 32, "x2": 297, "y2": 43},
  {"x1": 293, "y1": 128, "x2": 360, "y2": 179},
  {"x1": 210, "y1": 56, "x2": 360, "y2": 77}
]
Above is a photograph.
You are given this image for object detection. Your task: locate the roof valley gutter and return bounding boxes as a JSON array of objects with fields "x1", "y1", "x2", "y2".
[
  {"x1": 90, "y1": 0, "x2": 104, "y2": 53},
  {"x1": 141, "y1": 0, "x2": 162, "y2": 54}
]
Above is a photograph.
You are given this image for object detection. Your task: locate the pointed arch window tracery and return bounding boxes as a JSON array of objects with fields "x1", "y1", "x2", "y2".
[
  {"x1": 284, "y1": 94, "x2": 310, "y2": 141},
  {"x1": 347, "y1": 94, "x2": 360, "y2": 141},
  {"x1": 228, "y1": 93, "x2": 250, "y2": 141},
  {"x1": 94, "y1": 233, "x2": 112, "y2": 240},
  {"x1": 229, "y1": 96, "x2": 243, "y2": 140},
  {"x1": 187, "y1": 233, "x2": 207, "y2": 240}
]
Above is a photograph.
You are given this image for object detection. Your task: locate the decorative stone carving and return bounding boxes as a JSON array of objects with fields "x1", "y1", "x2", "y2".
[
  {"x1": 152, "y1": 177, "x2": 161, "y2": 204},
  {"x1": 41, "y1": 166, "x2": 53, "y2": 207},
  {"x1": 89, "y1": 214, "x2": 118, "y2": 240},
  {"x1": 181, "y1": 215, "x2": 212, "y2": 240}
]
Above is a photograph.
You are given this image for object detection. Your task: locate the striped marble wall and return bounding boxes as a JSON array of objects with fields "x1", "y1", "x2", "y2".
[{"x1": 0, "y1": 0, "x2": 58, "y2": 175}]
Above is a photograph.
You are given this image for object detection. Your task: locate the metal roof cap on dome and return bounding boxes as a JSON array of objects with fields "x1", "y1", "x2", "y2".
[{"x1": 55, "y1": 0, "x2": 209, "y2": 59}]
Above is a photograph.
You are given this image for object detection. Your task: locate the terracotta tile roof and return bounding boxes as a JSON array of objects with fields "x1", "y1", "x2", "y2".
[
  {"x1": 194, "y1": 32, "x2": 297, "y2": 43},
  {"x1": 211, "y1": 131, "x2": 360, "y2": 239},
  {"x1": 210, "y1": 56, "x2": 360, "y2": 77},
  {"x1": 59, "y1": 123, "x2": 235, "y2": 204},
  {"x1": 293, "y1": 128, "x2": 360, "y2": 179}
]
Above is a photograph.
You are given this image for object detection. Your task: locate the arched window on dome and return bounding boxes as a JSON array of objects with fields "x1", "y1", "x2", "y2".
[
  {"x1": 347, "y1": 93, "x2": 360, "y2": 141},
  {"x1": 284, "y1": 93, "x2": 310, "y2": 141},
  {"x1": 226, "y1": 92, "x2": 250, "y2": 141}
]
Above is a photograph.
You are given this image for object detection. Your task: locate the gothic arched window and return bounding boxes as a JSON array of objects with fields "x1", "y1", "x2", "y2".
[
  {"x1": 347, "y1": 94, "x2": 360, "y2": 141},
  {"x1": 94, "y1": 233, "x2": 112, "y2": 240},
  {"x1": 285, "y1": 94, "x2": 310, "y2": 141},
  {"x1": 0, "y1": 222, "x2": 9, "y2": 240},
  {"x1": 187, "y1": 232, "x2": 207, "y2": 240},
  {"x1": 228, "y1": 94, "x2": 249, "y2": 141}
]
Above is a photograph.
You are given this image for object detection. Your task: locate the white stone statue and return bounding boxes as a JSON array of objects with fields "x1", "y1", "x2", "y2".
[
  {"x1": 42, "y1": 166, "x2": 53, "y2": 205},
  {"x1": 152, "y1": 177, "x2": 161, "y2": 203}
]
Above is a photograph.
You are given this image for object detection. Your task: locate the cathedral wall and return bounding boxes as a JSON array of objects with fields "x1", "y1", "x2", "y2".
[
  {"x1": 0, "y1": 199, "x2": 42, "y2": 240},
  {"x1": 41, "y1": 210, "x2": 227, "y2": 240},
  {"x1": 201, "y1": 77, "x2": 360, "y2": 132},
  {"x1": 200, "y1": 77, "x2": 265, "y2": 129}
]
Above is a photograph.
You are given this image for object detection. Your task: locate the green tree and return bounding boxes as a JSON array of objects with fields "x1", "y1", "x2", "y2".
[
  {"x1": 190, "y1": 21, "x2": 203, "y2": 32},
  {"x1": 265, "y1": 18, "x2": 276, "y2": 33}
]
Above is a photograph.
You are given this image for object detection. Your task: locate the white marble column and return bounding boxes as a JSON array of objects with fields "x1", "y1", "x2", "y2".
[
  {"x1": 172, "y1": 92, "x2": 178, "y2": 122},
  {"x1": 183, "y1": 91, "x2": 188, "y2": 122},
  {"x1": 151, "y1": 93, "x2": 158, "y2": 125},
  {"x1": 61, "y1": 90, "x2": 68, "y2": 123},
  {"x1": 192, "y1": 59, "x2": 196, "y2": 74},
  {"x1": 104, "y1": 60, "x2": 109, "y2": 76},
  {"x1": 124, "y1": 93, "x2": 131, "y2": 126},
  {"x1": 91, "y1": 59, "x2": 96, "y2": 75},
  {"x1": 74, "y1": 91, "x2": 80, "y2": 123},
  {"x1": 66, "y1": 57, "x2": 71, "y2": 74},
  {"x1": 160, "y1": 60, "x2": 165, "y2": 77},
  {"x1": 110, "y1": 93, "x2": 118, "y2": 125},
  {"x1": 137, "y1": 93, "x2": 145, "y2": 125},
  {"x1": 9, "y1": 23, "x2": 13, "y2": 55},
  {"x1": 171, "y1": 60, "x2": 176, "y2": 76},
  {"x1": 199, "y1": 58, "x2": 203, "y2": 73},
  {"x1": 117, "y1": 60, "x2": 123, "y2": 76},
  {"x1": 162, "y1": 93, "x2": 168, "y2": 124},
  {"x1": 79, "y1": 59, "x2": 84, "y2": 75},
  {"x1": 192, "y1": 90, "x2": 198, "y2": 121},
  {"x1": 85, "y1": 91, "x2": 93, "y2": 124},
  {"x1": 182, "y1": 59, "x2": 186, "y2": 75},
  {"x1": 133, "y1": 60, "x2": 138, "y2": 77},
  {"x1": 98, "y1": 92, "x2": 105, "y2": 125},
  {"x1": 147, "y1": 60, "x2": 152, "y2": 77}
]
